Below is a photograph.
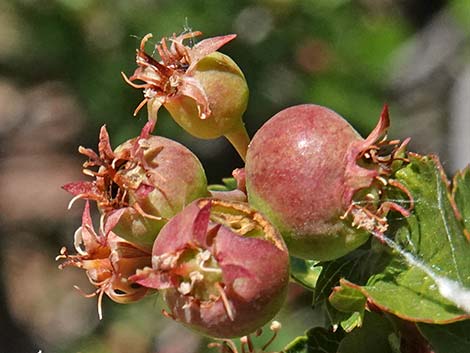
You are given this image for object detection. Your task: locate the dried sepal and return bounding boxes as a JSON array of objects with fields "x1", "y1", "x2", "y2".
[
  {"x1": 123, "y1": 32, "x2": 236, "y2": 122},
  {"x1": 343, "y1": 105, "x2": 414, "y2": 237},
  {"x1": 57, "y1": 201, "x2": 151, "y2": 319}
]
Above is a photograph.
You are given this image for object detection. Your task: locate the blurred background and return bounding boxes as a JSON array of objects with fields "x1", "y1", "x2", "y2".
[{"x1": 0, "y1": 0, "x2": 469, "y2": 352}]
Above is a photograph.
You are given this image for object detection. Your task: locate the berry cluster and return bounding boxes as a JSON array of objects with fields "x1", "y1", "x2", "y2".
[{"x1": 58, "y1": 31, "x2": 411, "y2": 341}]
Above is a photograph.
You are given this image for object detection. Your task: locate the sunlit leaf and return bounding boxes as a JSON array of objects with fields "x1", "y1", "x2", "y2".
[
  {"x1": 329, "y1": 279, "x2": 366, "y2": 314},
  {"x1": 310, "y1": 244, "x2": 387, "y2": 330},
  {"x1": 313, "y1": 248, "x2": 378, "y2": 304},
  {"x1": 452, "y1": 166, "x2": 470, "y2": 232},
  {"x1": 341, "y1": 154, "x2": 470, "y2": 323},
  {"x1": 290, "y1": 257, "x2": 321, "y2": 291},
  {"x1": 339, "y1": 311, "x2": 363, "y2": 333},
  {"x1": 328, "y1": 279, "x2": 365, "y2": 331}
]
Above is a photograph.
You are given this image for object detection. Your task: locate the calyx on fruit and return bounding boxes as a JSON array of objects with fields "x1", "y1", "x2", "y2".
[
  {"x1": 63, "y1": 122, "x2": 208, "y2": 249},
  {"x1": 57, "y1": 201, "x2": 151, "y2": 319},
  {"x1": 130, "y1": 198, "x2": 289, "y2": 338},
  {"x1": 122, "y1": 32, "x2": 250, "y2": 159}
]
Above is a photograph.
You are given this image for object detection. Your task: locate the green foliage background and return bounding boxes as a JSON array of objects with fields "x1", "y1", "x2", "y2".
[
  {"x1": 0, "y1": 0, "x2": 468, "y2": 352},
  {"x1": 1, "y1": 0, "x2": 413, "y2": 181}
]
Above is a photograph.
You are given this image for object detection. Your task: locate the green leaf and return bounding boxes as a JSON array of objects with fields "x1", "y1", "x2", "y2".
[
  {"x1": 311, "y1": 299, "x2": 358, "y2": 331},
  {"x1": 452, "y1": 166, "x2": 470, "y2": 232},
  {"x1": 290, "y1": 257, "x2": 322, "y2": 291},
  {"x1": 337, "y1": 312, "x2": 398, "y2": 353},
  {"x1": 310, "y1": 245, "x2": 387, "y2": 330},
  {"x1": 207, "y1": 177, "x2": 238, "y2": 191},
  {"x1": 329, "y1": 279, "x2": 366, "y2": 314},
  {"x1": 313, "y1": 248, "x2": 380, "y2": 304},
  {"x1": 283, "y1": 336, "x2": 309, "y2": 353},
  {"x1": 342, "y1": 154, "x2": 470, "y2": 323},
  {"x1": 329, "y1": 279, "x2": 366, "y2": 331},
  {"x1": 283, "y1": 327, "x2": 344, "y2": 353},
  {"x1": 418, "y1": 320, "x2": 470, "y2": 353},
  {"x1": 339, "y1": 311, "x2": 363, "y2": 333}
]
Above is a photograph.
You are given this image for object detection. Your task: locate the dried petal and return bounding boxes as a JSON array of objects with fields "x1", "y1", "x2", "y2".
[{"x1": 57, "y1": 202, "x2": 152, "y2": 318}]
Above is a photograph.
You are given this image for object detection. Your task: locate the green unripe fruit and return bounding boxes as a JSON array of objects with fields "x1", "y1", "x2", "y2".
[
  {"x1": 107, "y1": 134, "x2": 209, "y2": 248},
  {"x1": 124, "y1": 32, "x2": 250, "y2": 159},
  {"x1": 164, "y1": 52, "x2": 248, "y2": 139}
]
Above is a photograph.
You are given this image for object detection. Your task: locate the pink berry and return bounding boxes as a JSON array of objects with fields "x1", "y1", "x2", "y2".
[
  {"x1": 245, "y1": 104, "x2": 409, "y2": 260},
  {"x1": 131, "y1": 198, "x2": 289, "y2": 338}
]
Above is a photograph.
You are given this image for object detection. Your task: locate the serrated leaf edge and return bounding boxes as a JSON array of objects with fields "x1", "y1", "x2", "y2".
[{"x1": 339, "y1": 278, "x2": 470, "y2": 324}]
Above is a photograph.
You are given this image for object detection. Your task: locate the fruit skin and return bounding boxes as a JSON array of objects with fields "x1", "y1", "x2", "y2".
[
  {"x1": 164, "y1": 51, "x2": 249, "y2": 140},
  {"x1": 108, "y1": 133, "x2": 209, "y2": 247},
  {"x1": 245, "y1": 104, "x2": 374, "y2": 260},
  {"x1": 131, "y1": 198, "x2": 289, "y2": 338}
]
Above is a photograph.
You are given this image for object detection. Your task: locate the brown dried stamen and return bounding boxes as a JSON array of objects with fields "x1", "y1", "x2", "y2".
[
  {"x1": 57, "y1": 202, "x2": 151, "y2": 319},
  {"x1": 343, "y1": 134, "x2": 414, "y2": 237},
  {"x1": 65, "y1": 125, "x2": 172, "y2": 224},
  {"x1": 200, "y1": 199, "x2": 284, "y2": 249},
  {"x1": 122, "y1": 32, "x2": 203, "y2": 117}
]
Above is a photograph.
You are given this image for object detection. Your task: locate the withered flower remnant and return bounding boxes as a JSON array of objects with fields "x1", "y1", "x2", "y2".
[{"x1": 57, "y1": 201, "x2": 151, "y2": 319}]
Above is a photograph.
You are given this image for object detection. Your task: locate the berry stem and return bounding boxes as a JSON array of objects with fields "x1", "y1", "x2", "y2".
[{"x1": 225, "y1": 120, "x2": 250, "y2": 161}]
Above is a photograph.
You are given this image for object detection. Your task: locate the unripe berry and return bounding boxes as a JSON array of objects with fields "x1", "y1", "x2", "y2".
[
  {"x1": 123, "y1": 32, "x2": 250, "y2": 159},
  {"x1": 164, "y1": 52, "x2": 248, "y2": 138},
  {"x1": 131, "y1": 198, "x2": 289, "y2": 338},
  {"x1": 64, "y1": 123, "x2": 209, "y2": 249},
  {"x1": 245, "y1": 104, "x2": 409, "y2": 260}
]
